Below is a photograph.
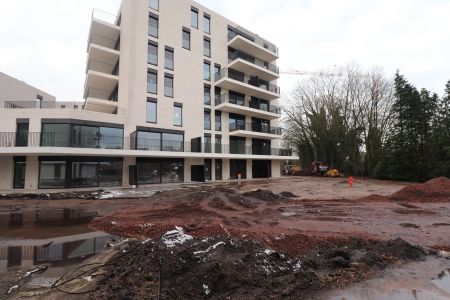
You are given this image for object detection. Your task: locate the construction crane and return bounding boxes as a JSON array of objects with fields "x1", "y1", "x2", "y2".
[{"x1": 280, "y1": 68, "x2": 344, "y2": 77}]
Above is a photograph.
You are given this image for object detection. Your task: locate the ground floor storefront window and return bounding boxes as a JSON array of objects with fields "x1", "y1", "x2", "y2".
[
  {"x1": 137, "y1": 158, "x2": 184, "y2": 184},
  {"x1": 252, "y1": 160, "x2": 272, "y2": 179},
  {"x1": 230, "y1": 159, "x2": 247, "y2": 179},
  {"x1": 38, "y1": 157, "x2": 122, "y2": 189}
]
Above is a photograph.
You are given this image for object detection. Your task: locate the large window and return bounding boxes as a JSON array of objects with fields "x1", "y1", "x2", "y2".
[
  {"x1": 215, "y1": 111, "x2": 222, "y2": 131},
  {"x1": 39, "y1": 161, "x2": 66, "y2": 188},
  {"x1": 137, "y1": 131, "x2": 161, "y2": 151},
  {"x1": 182, "y1": 29, "x2": 191, "y2": 50},
  {"x1": 229, "y1": 113, "x2": 246, "y2": 131},
  {"x1": 214, "y1": 64, "x2": 221, "y2": 81},
  {"x1": 204, "y1": 14, "x2": 211, "y2": 34},
  {"x1": 147, "y1": 69, "x2": 157, "y2": 94},
  {"x1": 41, "y1": 123, "x2": 123, "y2": 149},
  {"x1": 39, "y1": 159, "x2": 122, "y2": 188},
  {"x1": 136, "y1": 131, "x2": 184, "y2": 152},
  {"x1": 215, "y1": 136, "x2": 222, "y2": 154},
  {"x1": 146, "y1": 99, "x2": 157, "y2": 123},
  {"x1": 148, "y1": 42, "x2": 158, "y2": 66},
  {"x1": 204, "y1": 85, "x2": 211, "y2": 105},
  {"x1": 149, "y1": 0, "x2": 158, "y2": 10},
  {"x1": 164, "y1": 74, "x2": 174, "y2": 97},
  {"x1": 165, "y1": 47, "x2": 174, "y2": 70},
  {"x1": 204, "y1": 135, "x2": 211, "y2": 153},
  {"x1": 204, "y1": 61, "x2": 211, "y2": 81},
  {"x1": 41, "y1": 124, "x2": 71, "y2": 147},
  {"x1": 191, "y1": 8, "x2": 198, "y2": 28},
  {"x1": 13, "y1": 158, "x2": 26, "y2": 189},
  {"x1": 149, "y1": 15, "x2": 158, "y2": 38},
  {"x1": 230, "y1": 159, "x2": 247, "y2": 179},
  {"x1": 162, "y1": 133, "x2": 183, "y2": 152},
  {"x1": 230, "y1": 137, "x2": 246, "y2": 154},
  {"x1": 229, "y1": 91, "x2": 245, "y2": 106},
  {"x1": 203, "y1": 38, "x2": 211, "y2": 57},
  {"x1": 138, "y1": 158, "x2": 184, "y2": 184},
  {"x1": 204, "y1": 110, "x2": 211, "y2": 130},
  {"x1": 173, "y1": 104, "x2": 182, "y2": 126}
]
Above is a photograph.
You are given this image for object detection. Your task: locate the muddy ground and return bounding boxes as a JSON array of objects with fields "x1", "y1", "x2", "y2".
[{"x1": 1, "y1": 177, "x2": 450, "y2": 299}]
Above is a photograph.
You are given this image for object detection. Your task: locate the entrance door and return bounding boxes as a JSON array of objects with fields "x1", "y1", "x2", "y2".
[
  {"x1": 252, "y1": 160, "x2": 271, "y2": 179},
  {"x1": 204, "y1": 159, "x2": 212, "y2": 181},
  {"x1": 13, "y1": 160, "x2": 26, "y2": 189},
  {"x1": 191, "y1": 165, "x2": 205, "y2": 182},
  {"x1": 230, "y1": 159, "x2": 246, "y2": 179},
  {"x1": 215, "y1": 159, "x2": 222, "y2": 181}
]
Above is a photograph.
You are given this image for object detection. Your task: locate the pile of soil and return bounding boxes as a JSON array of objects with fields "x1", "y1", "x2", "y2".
[
  {"x1": 363, "y1": 177, "x2": 450, "y2": 202},
  {"x1": 89, "y1": 232, "x2": 425, "y2": 300}
]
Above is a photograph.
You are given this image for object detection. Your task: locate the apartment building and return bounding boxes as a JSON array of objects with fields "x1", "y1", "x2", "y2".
[{"x1": 0, "y1": 0, "x2": 297, "y2": 191}]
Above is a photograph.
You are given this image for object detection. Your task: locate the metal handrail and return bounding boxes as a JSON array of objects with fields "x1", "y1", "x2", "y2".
[
  {"x1": 215, "y1": 68, "x2": 280, "y2": 95},
  {"x1": 1, "y1": 101, "x2": 85, "y2": 110},
  {"x1": 215, "y1": 93, "x2": 281, "y2": 115},
  {"x1": 0, "y1": 132, "x2": 292, "y2": 156},
  {"x1": 228, "y1": 50, "x2": 279, "y2": 74},
  {"x1": 228, "y1": 27, "x2": 278, "y2": 55},
  {"x1": 229, "y1": 122, "x2": 282, "y2": 135}
]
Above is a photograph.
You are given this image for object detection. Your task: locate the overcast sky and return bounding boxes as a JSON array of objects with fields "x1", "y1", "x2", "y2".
[{"x1": 0, "y1": 0, "x2": 449, "y2": 100}]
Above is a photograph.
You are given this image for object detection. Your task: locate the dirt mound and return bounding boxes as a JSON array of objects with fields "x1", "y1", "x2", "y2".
[
  {"x1": 89, "y1": 231, "x2": 425, "y2": 300},
  {"x1": 242, "y1": 189, "x2": 287, "y2": 202},
  {"x1": 362, "y1": 177, "x2": 450, "y2": 203},
  {"x1": 280, "y1": 191, "x2": 298, "y2": 198}
]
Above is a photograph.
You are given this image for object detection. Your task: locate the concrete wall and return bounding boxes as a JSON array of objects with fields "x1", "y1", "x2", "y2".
[{"x1": 0, "y1": 72, "x2": 55, "y2": 102}]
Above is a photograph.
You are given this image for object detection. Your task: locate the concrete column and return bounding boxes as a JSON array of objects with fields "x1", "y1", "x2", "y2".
[
  {"x1": 0, "y1": 157, "x2": 13, "y2": 190},
  {"x1": 25, "y1": 156, "x2": 39, "y2": 190},
  {"x1": 0, "y1": 247, "x2": 7, "y2": 272},
  {"x1": 246, "y1": 159, "x2": 253, "y2": 179},
  {"x1": 122, "y1": 157, "x2": 136, "y2": 187},
  {"x1": 223, "y1": 159, "x2": 230, "y2": 181},
  {"x1": 272, "y1": 160, "x2": 281, "y2": 178}
]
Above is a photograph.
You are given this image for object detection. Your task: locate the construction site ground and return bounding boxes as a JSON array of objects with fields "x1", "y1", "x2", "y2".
[{"x1": 1, "y1": 176, "x2": 450, "y2": 299}]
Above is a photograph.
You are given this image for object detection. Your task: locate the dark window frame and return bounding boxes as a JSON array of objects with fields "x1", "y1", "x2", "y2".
[
  {"x1": 182, "y1": 28, "x2": 191, "y2": 50},
  {"x1": 147, "y1": 69, "x2": 158, "y2": 94},
  {"x1": 148, "y1": 14, "x2": 159, "y2": 38},
  {"x1": 164, "y1": 46, "x2": 174, "y2": 70},
  {"x1": 164, "y1": 73, "x2": 174, "y2": 97},
  {"x1": 146, "y1": 98, "x2": 157, "y2": 124},
  {"x1": 191, "y1": 7, "x2": 199, "y2": 28},
  {"x1": 173, "y1": 103, "x2": 183, "y2": 127}
]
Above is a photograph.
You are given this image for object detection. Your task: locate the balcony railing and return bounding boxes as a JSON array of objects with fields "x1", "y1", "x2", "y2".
[
  {"x1": 215, "y1": 68, "x2": 280, "y2": 95},
  {"x1": 0, "y1": 132, "x2": 292, "y2": 156},
  {"x1": 228, "y1": 50, "x2": 279, "y2": 74},
  {"x1": 1, "y1": 101, "x2": 85, "y2": 110},
  {"x1": 228, "y1": 27, "x2": 278, "y2": 55},
  {"x1": 215, "y1": 93, "x2": 281, "y2": 115},
  {"x1": 229, "y1": 123, "x2": 282, "y2": 135}
]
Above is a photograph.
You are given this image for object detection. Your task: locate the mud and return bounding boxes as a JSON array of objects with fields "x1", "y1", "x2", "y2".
[{"x1": 88, "y1": 234, "x2": 425, "y2": 300}]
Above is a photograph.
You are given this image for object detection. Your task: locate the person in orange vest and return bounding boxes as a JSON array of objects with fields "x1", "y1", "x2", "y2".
[{"x1": 349, "y1": 176, "x2": 353, "y2": 188}]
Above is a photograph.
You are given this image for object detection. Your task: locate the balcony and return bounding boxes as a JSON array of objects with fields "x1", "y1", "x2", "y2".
[
  {"x1": 87, "y1": 9, "x2": 120, "y2": 52},
  {"x1": 0, "y1": 132, "x2": 293, "y2": 158},
  {"x1": 228, "y1": 50, "x2": 279, "y2": 82},
  {"x1": 229, "y1": 123, "x2": 282, "y2": 140},
  {"x1": 83, "y1": 71, "x2": 119, "y2": 114},
  {"x1": 215, "y1": 68, "x2": 280, "y2": 101},
  {"x1": 1, "y1": 100, "x2": 84, "y2": 110},
  {"x1": 215, "y1": 93, "x2": 281, "y2": 120},
  {"x1": 228, "y1": 27, "x2": 278, "y2": 62}
]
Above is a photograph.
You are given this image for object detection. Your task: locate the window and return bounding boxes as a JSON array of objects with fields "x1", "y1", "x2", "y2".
[
  {"x1": 229, "y1": 91, "x2": 245, "y2": 106},
  {"x1": 147, "y1": 69, "x2": 157, "y2": 94},
  {"x1": 214, "y1": 64, "x2": 221, "y2": 81},
  {"x1": 148, "y1": 42, "x2": 158, "y2": 65},
  {"x1": 39, "y1": 161, "x2": 66, "y2": 188},
  {"x1": 215, "y1": 111, "x2": 221, "y2": 131},
  {"x1": 215, "y1": 136, "x2": 222, "y2": 154},
  {"x1": 149, "y1": 15, "x2": 158, "y2": 38},
  {"x1": 229, "y1": 113, "x2": 245, "y2": 131},
  {"x1": 204, "y1": 85, "x2": 211, "y2": 105},
  {"x1": 203, "y1": 38, "x2": 211, "y2": 57},
  {"x1": 149, "y1": 0, "x2": 158, "y2": 10},
  {"x1": 191, "y1": 8, "x2": 198, "y2": 28},
  {"x1": 204, "y1": 135, "x2": 211, "y2": 153},
  {"x1": 165, "y1": 47, "x2": 174, "y2": 70},
  {"x1": 13, "y1": 158, "x2": 26, "y2": 189},
  {"x1": 173, "y1": 104, "x2": 182, "y2": 126},
  {"x1": 204, "y1": 61, "x2": 211, "y2": 81},
  {"x1": 204, "y1": 14, "x2": 210, "y2": 34},
  {"x1": 162, "y1": 133, "x2": 184, "y2": 152},
  {"x1": 146, "y1": 99, "x2": 157, "y2": 123},
  {"x1": 182, "y1": 29, "x2": 190, "y2": 50},
  {"x1": 214, "y1": 87, "x2": 222, "y2": 105},
  {"x1": 230, "y1": 137, "x2": 246, "y2": 155},
  {"x1": 137, "y1": 131, "x2": 161, "y2": 151},
  {"x1": 164, "y1": 74, "x2": 174, "y2": 97},
  {"x1": 204, "y1": 110, "x2": 211, "y2": 130}
]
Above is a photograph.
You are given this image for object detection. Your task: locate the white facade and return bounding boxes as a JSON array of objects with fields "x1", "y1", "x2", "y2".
[{"x1": 0, "y1": 0, "x2": 297, "y2": 191}]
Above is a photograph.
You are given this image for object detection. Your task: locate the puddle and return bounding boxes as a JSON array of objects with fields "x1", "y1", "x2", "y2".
[
  {"x1": 319, "y1": 257, "x2": 450, "y2": 300},
  {"x1": 0, "y1": 207, "x2": 98, "y2": 240},
  {"x1": 433, "y1": 268, "x2": 450, "y2": 293}
]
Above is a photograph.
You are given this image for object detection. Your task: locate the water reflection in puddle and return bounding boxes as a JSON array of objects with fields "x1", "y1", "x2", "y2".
[
  {"x1": 433, "y1": 268, "x2": 450, "y2": 293},
  {"x1": 0, "y1": 208, "x2": 98, "y2": 239}
]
